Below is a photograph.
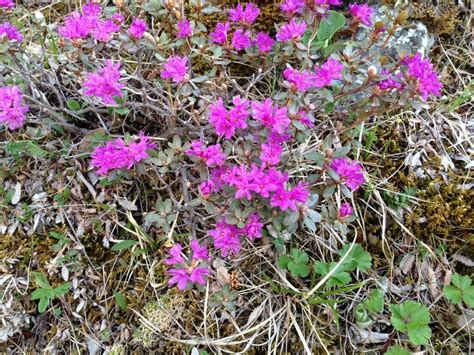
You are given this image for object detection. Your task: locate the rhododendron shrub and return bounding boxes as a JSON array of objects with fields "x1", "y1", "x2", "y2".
[{"x1": 3, "y1": 0, "x2": 443, "y2": 296}]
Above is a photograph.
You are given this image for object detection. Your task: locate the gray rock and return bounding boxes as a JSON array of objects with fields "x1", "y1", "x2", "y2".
[{"x1": 357, "y1": 6, "x2": 434, "y2": 59}]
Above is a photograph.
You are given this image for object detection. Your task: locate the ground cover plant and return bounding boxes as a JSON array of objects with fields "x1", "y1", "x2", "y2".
[{"x1": 0, "y1": 0, "x2": 472, "y2": 353}]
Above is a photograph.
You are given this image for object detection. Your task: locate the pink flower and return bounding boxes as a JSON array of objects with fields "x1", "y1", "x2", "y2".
[
  {"x1": 211, "y1": 22, "x2": 230, "y2": 44},
  {"x1": 0, "y1": 0, "x2": 15, "y2": 8},
  {"x1": 401, "y1": 53, "x2": 442, "y2": 100},
  {"x1": 229, "y1": 3, "x2": 260, "y2": 25},
  {"x1": 82, "y1": 2, "x2": 101, "y2": 17},
  {"x1": 254, "y1": 32, "x2": 275, "y2": 53},
  {"x1": 92, "y1": 19, "x2": 120, "y2": 42},
  {"x1": 232, "y1": 29, "x2": 251, "y2": 51},
  {"x1": 0, "y1": 22, "x2": 23, "y2": 42},
  {"x1": 190, "y1": 240, "x2": 210, "y2": 261},
  {"x1": 0, "y1": 86, "x2": 28, "y2": 130},
  {"x1": 186, "y1": 140, "x2": 226, "y2": 166},
  {"x1": 168, "y1": 267, "x2": 210, "y2": 290},
  {"x1": 338, "y1": 202, "x2": 353, "y2": 218},
  {"x1": 260, "y1": 140, "x2": 283, "y2": 165},
  {"x1": 295, "y1": 110, "x2": 314, "y2": 127},
  {"x1": 270, "y1": 181, "x2": 309, "y2": 211},
  {"x1": 83, "y1": 60, "x2": 124, "y2": 105},
  {"x1": 330, "y1": 158, "x2": 365, "y2": 191},
  {"x1": 209, "y1": 97, "x2": 250, "y2": 139},
  {"x1": 378, "y1": 70, "x2": 403, "y2": 91},
  {"x1": 189, "y1": 267, "x2": 211, "y2": 285},
  {"x1": 166, "y1": 241, "x2": 211, "y2": 291},
  {"x1": 284, "y1": 65, "x2": 314, "y2": 92},
  {"x1": 260, "y1": 132, "x2": 290, "y2": 166},
  {"x1": 176, "y1": 19, "x2": 193, "y2": 38},
  {"x1": 128, "y1": 17, "x2": 147, "y2": 39},
  {"x1": 249, "y1": 166, "x2": 283, "y2": 198},
  {"x1": 349, "y1": 3, "x2": 373, "y2": 26},
  {"x1": 251, "y1": 98, "x2": 290, "y2": 134},
  {"x1": 112, "y1": 13, "x2": 124, "y2": 25},
  {"x1": 160, "y1": 56, "x2": 188, "y2": 83},
  {"x1": 243, "y1": 213, "x2": 264, "y2": 241},
  {"x1": 91, "y1": 133, "x2": 156, "y2": 174},
  {"x1": 314, "y1": 0, "x2": 341, "y2": 6},
  {"x1": 59, "y1": 11, "x2": 97, "y2": 40},
  {"x1": 280, "y1": 0, "x2": 305, "y2": 15},
  {"x1": 312, "y1": 58, "x2": 344, "y2": 88},
  {"x1": 199, "y1": 180, "x2": 215, "y2": 198},
  {"x1": 164, "y1": 244, "x2": 184, "y2": 265},
  {"x1": 276, "y1": 18, "x2": 307, "y2": 42},
  {"x1": 209, "y1": 221, "x2": 242, "y2": 257}
]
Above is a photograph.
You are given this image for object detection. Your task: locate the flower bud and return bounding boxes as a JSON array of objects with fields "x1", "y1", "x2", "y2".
[
  {"x1": 396, "y1": 10, "x2": 409, "y2": 23},
  {"x1": 368, "y1": 66, "x2": 377, "y2": 77},
  {"x1": 325, "y1": 148, "x2": 334, "y2": 158}
]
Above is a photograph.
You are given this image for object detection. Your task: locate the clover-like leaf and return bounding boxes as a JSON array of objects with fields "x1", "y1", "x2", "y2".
[
  {"x1": 314, "y1": 261, "x2": 351, "y2": 287},
  {"x1": 364, "y1": 288, "x2": 384, "y2": 313},
  {"x1": 339, "y1": 244, "x2": 372, "y2": 273},
  {"x1": 278, "y1": 249, "x2": 311, "y2": 278},
  {"x1": 390, "y1": 300, "x2": 431, "y2": 346},
  {"x1": 443, "y1": 273, "x2": 474, "y2": 307}
]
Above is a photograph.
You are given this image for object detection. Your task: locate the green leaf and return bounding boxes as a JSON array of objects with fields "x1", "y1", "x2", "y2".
[
  {"x1": 288, "y1": 261, "x2": 310, "y2": 278},
  {"x1": 291, "y1": 249, "x2": 309, "y2": 264},
  {"x1": 364, "y1": 288, "x2": 384, "y2": 313},
  {"x1": 279, "y1": 249, "x2": 311, "y2": 278},
  {"x1": 278, "y1": 255, "x2": 292, "y2": 269},
  {"x1": 111, "y1": 240, "x2": 138, "y2": 251},
  {"x1": 390, "y1": 301, "x2": 431, "y2": 346},
  {"x1": 33, "y1": 272, "x2": 51, "y2": 288},
  {"x1": 66, "y1": 99, "x2": 81, "y2": 111},
  {"x1": 444, "y1": 273, "x2": 474, "y2": 307},
  {"x1": 443, "y1": 285, "x2": 462, "y2": 305},
  {"x1": 114, "y1": 291, "x2": 128, "y2": 311},
  {"x1": 339, "y1": 244, "x2": 372, "y2": 273},
  {"x1": 407, "y1": 323, "x2": 431, "y2": 346},
  {"x1": 317, "y1": 11, "x2": 346, "y2": 42},
  {"x1": 314, "y1": 261, "x2": 351, "y2": 287},
  {"x1": 452, "y1": 273, "x2": 472, "y2": 290},
  {"x1": 31, "y1": 288, "x2": 53, "y2": 300},
  {"x1": 53, "y1": 282, "x2": 71, "y2": 297},
  {"x1": 38, "y1": 297, "x2": 50, "y2": 313},
  {"x1": 386, "y1": 345, "x2": 411, "y2": 355}
]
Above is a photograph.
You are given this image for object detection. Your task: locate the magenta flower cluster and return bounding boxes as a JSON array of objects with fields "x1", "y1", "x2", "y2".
[
  {"x1": 176, "y1": 19, "x2": 193, "y2": 38},
  {"x1": 58, "y1": 2, "x2": 122, "y2": 42},
  {"x1": 0, "y1": 0, "x2": 14, "y2": 8},
  {"x1": 401, "y1": 53, "x2": 443, "y2": 100},
  {"x1": 210, "y1": 213, "x2": 264, "y2": 257},
  {"x1": 0, "y1": 22, "x2": 22, "y2": 42},
  {"x1": 330, "y1": 158, "x2": 365, "y2": 191},
  {"x1": 186, "y1": 140, "x2": 226, "y2": 167},
  {"x1": 160, "y1": 56, "x2": 188, "y2": 83},
  {"x1": 276, "y1": 18, "x2": 307, "y2": 42},
  {"x1": 0, "y1": 86, "x2": 28, "y2": 130},
  {"x1": 210, "y1": 3, "x2": 275, "y2": 54},
  {"x1": 83, "y1": 60, "x2": 124, "y2": 105},
  {"x1": 128, "y1": 17, "x2": 148, "y2": 39},
  {"x1": 280, "y1": 0, "x2": 340, "y2": 16},
  {"x1": 284, "y1": 59, "x2": 344, "y2": 92},
  {"x1": 166, "y1": 240, "x2": 211, "y2": 291},
  {"x1": 378, "y1": 53, "x2": 442, "y2": 100},
  {"x1": 349, "y1": 3, "x2": 374, "y2": 26},
  {"x1": 91, "y1": 133, "x2": 156, "y2": 175}
]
